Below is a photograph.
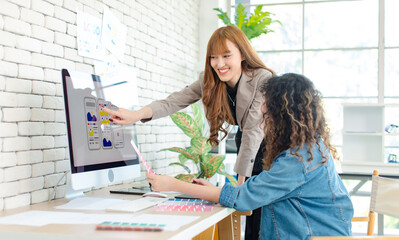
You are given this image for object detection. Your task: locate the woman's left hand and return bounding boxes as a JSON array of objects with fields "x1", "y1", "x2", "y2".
[{"x1": 146, "y1": 173, "x2": 177, "y2": 192}]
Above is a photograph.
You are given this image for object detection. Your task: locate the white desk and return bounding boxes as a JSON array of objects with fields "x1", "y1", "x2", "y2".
[{"x1": 0, "y1": 184, "x2": 238, "y2": 240}]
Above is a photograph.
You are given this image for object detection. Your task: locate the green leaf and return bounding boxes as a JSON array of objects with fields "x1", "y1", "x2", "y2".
[
  {"x1": 201, "y1": 154, "x2": 225, "y2": 178},
  {"x1": 191, "y1": 103, "x2": 204, "y2": 135},
  {"x1": 191, "y1": 137, "x2": 212, "y2": 155},
  {"x1": 178, "y1": 154, "x2": 189, "y2": 164},
  {"x1": 161, "y1": 147, "x2": 199, "y2": 164},
  {"x1": 169, "y1": 162, "x2": 191, "y2": 173},
  {"x1": 235, "y1": 3, "x2": 247, "y2": 30},
  {"x1": 175, "y1": 174, "x2": 196, "y2": 183},
  {"x1": 170, "y1": 112, "x2": 202, "y2": 138},
  {"x1": 217, "y1": 169, "x2": 237, "y2": 186},
  {"x1": 213, "y1": 8, "x2": 232, "y2": 25},
  {"x1": 219, "y1": 163, "x2": 226, "y2": 170}
]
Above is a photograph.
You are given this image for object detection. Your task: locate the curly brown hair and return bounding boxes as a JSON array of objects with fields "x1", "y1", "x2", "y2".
[
  {"x1": 260, "y1": 73, "x2": 338, "y2": 170},
  {"x1": 202, "y1": 25, "x2": 274, "y2": 147}
]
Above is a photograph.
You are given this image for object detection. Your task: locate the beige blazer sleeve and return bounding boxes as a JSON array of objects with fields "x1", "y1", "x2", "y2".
[
  {"x1": 234, "y1": 69, "x2": 273, "y2": 177},
  {"x1": 143, "y1": 73, "x2": 204, "y2": 122}
]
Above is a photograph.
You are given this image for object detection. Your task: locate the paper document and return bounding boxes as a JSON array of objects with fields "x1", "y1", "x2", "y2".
[
  {"x1": 55, "y1": 197, "x2": 128, "y2": 210},
  {"x1": 0, "y1": 211, "x2": 199, "y2": 231}
]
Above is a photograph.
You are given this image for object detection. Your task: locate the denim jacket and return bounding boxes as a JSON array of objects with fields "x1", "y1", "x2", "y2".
[{"x1": 219, "y1": 141, "x2": 353, "y2": 240}]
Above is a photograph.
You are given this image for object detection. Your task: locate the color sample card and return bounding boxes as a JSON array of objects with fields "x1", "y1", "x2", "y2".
[
  {"x1": 154, "y1": 199, "x2": 215, "y2": 212},
  {"x1": 130, "y1": 140, "x2": 156, "y2": 174},
  {"x1": 96, "y1": 221, "x2": 165, "y2": 232}
]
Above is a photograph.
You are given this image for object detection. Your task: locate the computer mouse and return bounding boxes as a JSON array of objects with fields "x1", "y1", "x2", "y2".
[{"x1": 142, "y1": 192, "x2": 168, "y2": 198}]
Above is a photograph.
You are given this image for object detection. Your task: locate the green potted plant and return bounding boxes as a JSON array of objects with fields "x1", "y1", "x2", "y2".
[
  {"x1": 162, "y1": 103, "x2": 237, "y2": 186},
  {"x1": 214, "y1": 3, "x2": 281, "y2": 41}
]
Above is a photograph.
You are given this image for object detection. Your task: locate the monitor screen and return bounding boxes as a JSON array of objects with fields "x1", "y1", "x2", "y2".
[{"x1": 61, "y1": 69, "x2": 140, "y2": 197}]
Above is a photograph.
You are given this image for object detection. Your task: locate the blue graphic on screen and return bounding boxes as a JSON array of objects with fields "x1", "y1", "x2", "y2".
[
  {"x1": 87, "y1": 112, "x2": 97, "y2": 122},
  {"x1": 103, "y1": 138, "x2": 112, "y2": 147}
]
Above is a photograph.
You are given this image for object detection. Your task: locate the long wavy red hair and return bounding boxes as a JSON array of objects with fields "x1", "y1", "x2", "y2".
[{"x1": 202, "y1": 25, "x2": 274, "y2": 147}]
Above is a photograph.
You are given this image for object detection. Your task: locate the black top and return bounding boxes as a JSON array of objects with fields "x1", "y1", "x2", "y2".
[{"x1": 226, "y1": 79, "x2": 240, "y2": 125}]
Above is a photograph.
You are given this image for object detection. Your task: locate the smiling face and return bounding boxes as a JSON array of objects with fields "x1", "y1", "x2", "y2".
[{"x1": 210, "y1": 40, "x2": 243, "y2": 88}]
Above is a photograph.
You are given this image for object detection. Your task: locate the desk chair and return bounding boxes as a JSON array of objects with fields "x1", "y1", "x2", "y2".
[{"x1": 310, "y1": 170, "x2": 399, "y2": 240}]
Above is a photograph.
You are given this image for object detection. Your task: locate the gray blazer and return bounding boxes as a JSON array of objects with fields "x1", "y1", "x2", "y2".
[{"x1": 146, "y1": 68, "x2": 273, "y2": 177}]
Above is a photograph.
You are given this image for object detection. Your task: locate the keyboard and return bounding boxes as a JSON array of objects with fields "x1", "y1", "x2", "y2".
[{"x1": 106, "y1": 197, "x2": 167, "y2": 213}]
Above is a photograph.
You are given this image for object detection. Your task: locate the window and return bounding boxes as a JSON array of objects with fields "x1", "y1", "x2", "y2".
[{"x1": 231, "y1": 0, "x2": 399, "y2": 147}]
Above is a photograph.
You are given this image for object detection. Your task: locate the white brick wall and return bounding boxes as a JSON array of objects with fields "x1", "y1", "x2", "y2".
[
  {"x1": 31, "y1": 136, "x2": 54, "y2": 149},
  {"x1": 43, "y1": 148, "x2": 65, "y2": 161},
  {"x1": 0, "y1": 0, "x2": 201, "y2": 210},
  {"x1": 44, "y1": 173, "x2": 66, "y2": 188},
  {"x1": 4, "y1": 193, "x2": 30, "y2": 209},
  {"x1": 4, "y1": 16, "x2": 31, "y2": 36},
  {"x1": 6, "y1": 78, "x2": 32, "y2": 93},
  {"x1": 18, "y1": 122, "x2": 45, "y2": 135},
  {"x1": 2, "y1": 107, "x2": 31, "y2": 121},
  {"x1": 0, "y1": 123, "x2": 18, "y2": 137},
  {"x1": 16, "y1": 36, "x2": 42, "y2": 53},
  {"x1": 0, "y1": 92, "x2": 18, "y2": 107},
  {"x1": 0, "y1": 181, "x2": 19, "y2": 198},
  {"x1": 19, "y1": 177, "x2": 44, "y2": 193},
  {"x1": 0, "y1": 1, "x2": 20, "y2": 19},
  {"x1": 20, "y1": 8, "x2": 45, "y2": 26},
  {"x1": 17, "y1": 150, "x2": 43, "y2": 165},
  {"x1": 4, "y1": 165, "x2": 31, "y2": 181},
  {"x1": 32, "y1": 81, "x2": 56, "y2": 95},
  {"x1": 32, "y1": 162, "x2": 54, "y2": 177},
  {"x1": 0, "y1": 30, "x2": 17, "y2": 47},
  {"x1": 17, "y1": 94, "x2": 43, "y2": 107},
  {"x1": 4, "y1": 47, "x2": 31, "y2": 64},
  {"x1": 0, "y1": 152, "x2": 17, "y2": 168},
  {"x1": 3, "y1": 137, "x2": 31, "y2": 151},
  {"x1": 0, "y1": 168, "x2": 3, "y2": 182},
  {"x1": 31, "y1": 108, "x2": 55, "y2": 121},
  {"x1": 31, "y1": 189, "x2": 49, "y2": 204},
  {"x1": 19, "y1": 65, "x2": 44, "y2": 80}
]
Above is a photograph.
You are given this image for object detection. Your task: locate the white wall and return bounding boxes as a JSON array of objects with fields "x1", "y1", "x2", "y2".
[
  {"x1": 0, "y1": 0, "x2": 200, "y2": 210},
  {"x1": 198, "y1": 0, "x2": 219, "y2": 71}
]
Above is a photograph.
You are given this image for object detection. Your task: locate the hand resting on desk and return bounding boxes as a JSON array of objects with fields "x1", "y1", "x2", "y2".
[{"x1": 146, "y1": 173, "x2": 221, "y2": 203}]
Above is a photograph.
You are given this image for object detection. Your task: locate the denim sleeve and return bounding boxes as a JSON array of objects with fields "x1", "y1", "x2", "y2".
[
  {"x1": 219, "y1": 183, "x2": 239, "y2": 208},
  {"x1": 219, "y1": 155, "x2": 307, "y2": 211}
]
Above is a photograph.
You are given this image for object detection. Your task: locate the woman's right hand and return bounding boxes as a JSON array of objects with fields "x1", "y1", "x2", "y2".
[
  {"x1": 192, "y1": 178, "x2": 215, "y2": 187},
  {"x1": 101, "y1": 106, "x2": 142, "y2": 125}
]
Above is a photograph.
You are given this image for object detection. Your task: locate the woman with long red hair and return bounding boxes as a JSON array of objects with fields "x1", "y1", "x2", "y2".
[{"x1": 103, "y1": 25, "x2": 274, "y2": 239}]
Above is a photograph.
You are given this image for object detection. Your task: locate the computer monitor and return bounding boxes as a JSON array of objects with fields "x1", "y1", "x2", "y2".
[{"x1": 61, "y1": 69, "x2": 140, "y2": 199}]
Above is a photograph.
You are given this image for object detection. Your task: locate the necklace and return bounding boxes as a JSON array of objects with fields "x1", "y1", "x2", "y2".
[{"x1": 227, "y1": 93, "x2": 236, "y2": 106}]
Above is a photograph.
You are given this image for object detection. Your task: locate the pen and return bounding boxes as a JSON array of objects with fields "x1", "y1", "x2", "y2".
[
  {"x1": 196, "y1": 171, "x2": 204, "y2": 179},
  {"x1": 192, "y1": 171, "x2": 204, "y2": 184}
]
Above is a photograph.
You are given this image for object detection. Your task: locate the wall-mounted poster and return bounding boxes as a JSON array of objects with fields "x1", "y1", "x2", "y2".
[
  {"x1": 77, "y1": 11, "x2": 106, "y2": 60},
  {"x1": 101, "y1": 6, "x2": 127, "y2": 61},
  {"x1": 94, "y1": 55, "x2": 119, "y2": 76}
]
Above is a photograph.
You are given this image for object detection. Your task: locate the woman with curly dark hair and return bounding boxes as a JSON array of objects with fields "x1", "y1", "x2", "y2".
[{"x1": 147, "y1": 73, "x2": 354, "y2": 240}]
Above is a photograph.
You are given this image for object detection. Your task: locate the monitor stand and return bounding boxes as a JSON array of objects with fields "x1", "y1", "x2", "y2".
[{"x1": 65, "y1": 182, "x2": 85, "y2": 200}]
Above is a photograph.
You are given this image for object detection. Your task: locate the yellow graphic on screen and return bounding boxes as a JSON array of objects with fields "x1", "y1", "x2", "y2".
[
  {"x1": 88, "y1": 129, "x2": 94, "y2": 136},
  {"x1": 99, "y1": 109, "x2": 109, "y2": 116},
  {"x1": 100, "y1": 119, "x2": 110, "y2": 125}
]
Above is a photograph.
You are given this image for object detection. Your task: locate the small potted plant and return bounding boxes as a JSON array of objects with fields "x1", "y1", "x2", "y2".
[
  {"x1": 162, "y1": 103, "x2": 237, "y2": 186},
  {"x1": 214, "y1": 3, "x2": 281, "y2": 41}
]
